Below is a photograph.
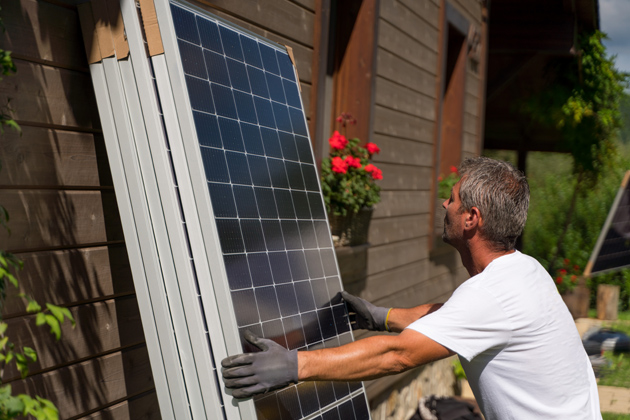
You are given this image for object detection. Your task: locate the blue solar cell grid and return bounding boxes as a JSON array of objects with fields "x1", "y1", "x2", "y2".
[{"x1": 169, "y1": 2, "x2": 368, "y2": 419}]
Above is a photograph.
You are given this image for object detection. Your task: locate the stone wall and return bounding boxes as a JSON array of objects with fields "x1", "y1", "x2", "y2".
[{"x1": 370, "y1": 357, "x2": 458, "y2": 420}]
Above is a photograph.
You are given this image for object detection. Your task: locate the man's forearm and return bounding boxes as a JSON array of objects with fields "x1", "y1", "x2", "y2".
[
  {"x1": 386, "y1": 303, "x2": 443, "y2": 332},
  {"x1": 297, "y1": 329, "x2": 452, "y2": 382}
]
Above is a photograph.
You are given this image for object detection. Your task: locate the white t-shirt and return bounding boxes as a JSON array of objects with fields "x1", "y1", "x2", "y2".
[{"x1": 407, "y1": 251, "x2": 601, "y2": 420}]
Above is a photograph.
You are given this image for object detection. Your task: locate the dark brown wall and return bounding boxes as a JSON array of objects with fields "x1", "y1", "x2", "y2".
[{"x1": 0, "y1": 0, "x2": 159, "y2": 418}]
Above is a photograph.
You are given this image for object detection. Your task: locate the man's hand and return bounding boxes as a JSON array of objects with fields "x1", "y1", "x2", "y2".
[
  {"x1": 341, "y1": 291, "x2": 391, "y2": 331},
  {"x1": 221, "y1": 331, "x2": 298, "y2": 398}
]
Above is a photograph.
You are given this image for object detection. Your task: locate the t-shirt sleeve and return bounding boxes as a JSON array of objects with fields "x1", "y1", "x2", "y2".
[{"x1": 406, "y1": 284, "x2": 512, "y2": 362}]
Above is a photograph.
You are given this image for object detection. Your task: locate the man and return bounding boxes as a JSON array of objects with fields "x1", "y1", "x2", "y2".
[{"x1": 222, "y1": 157, "x2": 601, "y2": 419}]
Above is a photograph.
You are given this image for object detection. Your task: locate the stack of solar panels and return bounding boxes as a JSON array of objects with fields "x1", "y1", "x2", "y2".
[{"x1": 83, "y1": 0, "x2": 371, "y2": 419}]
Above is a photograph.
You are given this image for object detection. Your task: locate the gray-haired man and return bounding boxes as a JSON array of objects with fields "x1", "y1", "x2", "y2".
[{"x1": 222, "y1": 157, "x2": 601, "y2": 420}]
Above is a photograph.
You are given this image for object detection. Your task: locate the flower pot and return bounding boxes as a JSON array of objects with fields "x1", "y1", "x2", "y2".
[
  {"x1": 328, "y1": 207, "x2": 373, "y2": 247},
  {"x1": 560, "y1": 279, "x2": 590, "y2": 319}
]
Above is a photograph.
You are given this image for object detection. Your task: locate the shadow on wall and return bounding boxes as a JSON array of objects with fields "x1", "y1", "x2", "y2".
[{"x1": 0, "y1": 0, "x2": 157, "y2": 417}]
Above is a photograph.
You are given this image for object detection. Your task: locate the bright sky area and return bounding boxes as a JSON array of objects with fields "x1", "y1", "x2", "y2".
[{"x1": 600, "y1": 0, "x2": 630, "y2": 74}]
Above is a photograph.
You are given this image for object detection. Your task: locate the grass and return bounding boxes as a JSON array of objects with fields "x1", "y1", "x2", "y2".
[
  {"x1": 602, "y1": 413, "x2": 630, "y2": 420},
  {"x1": 585, "y1": 312, "x2": 630, "y2": 388},
  {"x1": 589, "y1": 310, "x2": 630, "y2": 321}
]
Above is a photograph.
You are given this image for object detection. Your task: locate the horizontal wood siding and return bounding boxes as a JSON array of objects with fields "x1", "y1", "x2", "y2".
[
  {"x1": 335, "y1": 0, "x2": 485, "y2": 399},
  {"x1": 0, "y1": 0, "x2": 157, "y2": 418}
]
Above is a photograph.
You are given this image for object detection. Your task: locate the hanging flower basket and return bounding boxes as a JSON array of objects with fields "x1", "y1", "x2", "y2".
[{"x1": 329, "y1": 207, "x2": 373, "y2": 247}]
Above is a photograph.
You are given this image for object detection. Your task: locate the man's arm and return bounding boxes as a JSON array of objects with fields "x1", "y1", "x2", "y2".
[
  {"x1": 222, "y1": 329, "x2": 454, "y2": 397},
  {"x1": 386, "y1": 304, "x2": 443, "y2": 333},
  {"x1": 298, "y1": 328, "x2": 453, "y2": 381},
  {"x1": 341, "y1": 291, "x2": 443, "y2": 332}
]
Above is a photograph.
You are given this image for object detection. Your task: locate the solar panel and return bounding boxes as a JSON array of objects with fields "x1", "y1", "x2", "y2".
[
  {"x1": 586, "y1": 171, "x2": 630, "y2": 276},
  {"x1": 167, "y1": 2, "x2": 370, "y2": 418}
]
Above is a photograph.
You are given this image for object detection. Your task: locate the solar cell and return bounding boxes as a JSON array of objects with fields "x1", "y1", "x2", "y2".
[{"x1": 169, "y1": 2, "x2": 370, "y2": 418}]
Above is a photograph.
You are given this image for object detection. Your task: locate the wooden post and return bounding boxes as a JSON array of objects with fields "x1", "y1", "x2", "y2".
[{"x1": 597, "y1": 284, "x2": 620, "y2": 320}]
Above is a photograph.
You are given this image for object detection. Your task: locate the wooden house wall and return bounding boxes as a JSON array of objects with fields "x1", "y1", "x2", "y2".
[
  {"x1": 0, "y1": 0, "x2": 159, "y2": 418},
  {"x1": 0, "y1": 0, "x2": 485, "y2": 416},
  {"x1": 339, "y1": 0, "x2": 485, "y2": 398}
]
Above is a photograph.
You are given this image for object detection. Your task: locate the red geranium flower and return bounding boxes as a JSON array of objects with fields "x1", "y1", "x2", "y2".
[
  {"x1": 331, "y1": 156, "x2": 348, "y2": 174},
  {"x1": 371, "y1": 167, "x2": 383, "y2": 180},
  {"x1": 365, "y1": 142, "x2": 380, "y2": 154},
  {"x1": 450, "y1": 165, "x2": 458, "y2": 174},
  {"x1": 556, "y1": 277, "x2": 563, "y2": 284},
  {"x1": 574, "y1": 265, "x2": 580, "y2": 271},
  {"x1": 364, "y1": 164, "x2": 383, "y2": 180},
  {"x1": 344, "y1": 155, "x2": 362, "y2": 169},
  {"x1": 329, "y1": 131, "x2": 348, "y2": 150},
  {"x1": 570, "y1": 275, "x2": 577, "y2": 283},
  {"x1": 559, "y1": 269, "x2": 567, "y2": 275},
  {"x1": 564, "y1": 258, "x2": 570, "y2": 265}
]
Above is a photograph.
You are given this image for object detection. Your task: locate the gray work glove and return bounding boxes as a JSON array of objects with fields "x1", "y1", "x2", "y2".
[
  {"x1": 221, "y1": 330, "x2": 298, "y2": 398},
  {"x1": 341, "y1": 291, "x2": 390, "y2": 331}
]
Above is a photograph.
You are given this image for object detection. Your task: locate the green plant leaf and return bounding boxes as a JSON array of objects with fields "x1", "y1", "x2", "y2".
[
  {"x1": 44, "y1": 315, "x2": 60, "y2": 341},
  {"x1": 35, "y1": 312, "x2": 46, "y2": 327},
  {"x1": 0, "y1": 321, "x2": 8, "y2": 336},
  {"x1": 0, "y1": 336, "x2": 8, "y2": 350},
  {"x1": 23, "y1": 346, "x2": 37, "y2": 362},
  {"x1": 26, "y1": 297, "x2": 42, "y2": 313}
]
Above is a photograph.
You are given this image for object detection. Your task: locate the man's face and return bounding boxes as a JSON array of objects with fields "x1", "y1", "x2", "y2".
[{"x1": 442, "y1": 181, "x2": 464, "y2": 245}]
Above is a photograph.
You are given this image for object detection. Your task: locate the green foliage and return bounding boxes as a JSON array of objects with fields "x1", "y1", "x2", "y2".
[
  {"x1": 522, "y1": 31, "x2": 628, "y2": 175},
  {"x1": 619, "y1": 93, "x2": 630, "y2": 145},
  {"x1": 452, "y1": 357, "x2": 466, "y2": 381},
  {"x1": 321, "y1": 118, "x2": 382, "y2": 216},
  {"x1": 437, "y1": 166, "x2": 460, "y2": 199},
  {"x1": 520, "y1": 147, "x2": 630, "y2": 309}
]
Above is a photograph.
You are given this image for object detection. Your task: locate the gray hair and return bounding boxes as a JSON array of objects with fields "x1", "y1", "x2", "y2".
[{"x1": 457, "y1": 157, "x2": 530, "y2": 251}]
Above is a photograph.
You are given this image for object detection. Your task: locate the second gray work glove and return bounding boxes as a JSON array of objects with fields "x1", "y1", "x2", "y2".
[
  {"x1": 221, "y1": 331, "x2": 298, "y2": 399},
  {"x1": 341, "y1": 291, "x2": 391, "y2": 332}
]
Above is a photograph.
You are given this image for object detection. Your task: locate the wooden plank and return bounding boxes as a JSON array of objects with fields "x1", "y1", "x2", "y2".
[
  {"x1": 0, "y1": 190, "x2": 123, "y2": 252},
  {"x1": 8, "y1": 345, "x2": 155, "y2": 420},
  {"x1": 373, "y1": 190, "x2": 430, "y2": 218},
  {"x1": 378, "y1": 20, "x2": 438, "y2": 74},
  {"x1": 194, "y1": 0, "x2": 315, "y2": 47},
  {"x1": 451, "y1": 0, "x2": 482, "y2": 26},
  {"x1": 371, "y1": 269, "x2": 456, "y2": 309},
  {"x1": 374, "y1": 162, "x2": 432, "y2": 191},
  {"x1": 0, "y1": 0, "x2": 88, "y2": 71},
  {"x1": 300, "y1": 83, "x2": 311, "y2": 118},
  {"x1": 379, "y1": 0, "x2": 440, "y2": 50},
  {"x1": 2, "y1": 245, "x2": 134, "y2": 317},
  {"x1": 345, "y1": 260, "x2": 429, "y2": 302},
  {"x1": 465, "y1": 92, "x2": 479, "y2": 117},
  {"x1": 207, "y1": 9, "x2": 313, "y2": 84},
  {"x1": 375, "y1": 77, "x2": 435, "y2": 121},
  {"x1": 78, "y1": 391, "x2": 161, "y2": 420},
  {"x1": 289, "y1": 0, "x2": 315, "y2": 13},
  {"x1": 462, "y1": 131, "x2": 479, "y2": 156},
  {"x1": 366, "y1": 238, "x2": 427, "y2": 276},
  {"x1": 463, "y1": 112, "x2": 477, "y2": 135},
  {"x1": 376, "y1": 48, "x2": 436, "y2": 99},
  {"x1": 368, "y1": 214, "x2": 428, "y2": 246},
  {"x1": 398, "y1": 0, "x2": 440, "y2": 28},
  {"x1": 331, "y1": 0, "x2": 379, "y2": 146},
  {"x1": 0, "y1": 127, "x2": 110, "y2": 187},
  {"x1": 373, "y1": 104, "x2": 435, "y2": 142},
  {"x1": 0, "y1": 59, "x2": 100, "y2": 129},
  {"x1": 466, "y1": 71, "x2": 480, "y2": 95},
  {"x1": 371, "y1": 133, "x2": 434, "y2": 166},
  {"x1": 2, "y1": 296, "x2": 145, "y2": 381}
]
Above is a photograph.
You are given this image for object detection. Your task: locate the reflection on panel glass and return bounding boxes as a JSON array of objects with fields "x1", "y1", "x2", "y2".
[{"x1": 170, "y1": 1, "x2": 367, "y2": 418}]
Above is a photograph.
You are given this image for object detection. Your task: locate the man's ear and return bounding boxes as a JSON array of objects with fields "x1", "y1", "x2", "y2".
[{"x1": 464, "y1": 207, "x2": 482, "y2": 230}]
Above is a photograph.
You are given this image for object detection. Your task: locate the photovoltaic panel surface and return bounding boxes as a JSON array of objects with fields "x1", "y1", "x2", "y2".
[
  {"x1": 169, "y1": 2, "x2": 370, "y2": 419},
  {"x1": 588, "y1": 171, "x2": 630, "y2": 275}
]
